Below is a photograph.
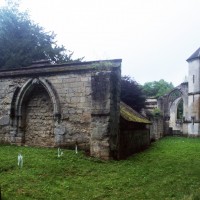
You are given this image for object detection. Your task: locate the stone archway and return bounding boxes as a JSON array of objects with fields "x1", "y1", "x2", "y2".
[
  {"x1": 11, "y1": 78, "x2": 61, "y2": 146},
  {"x1": 159, "y1": 82, "x2": 188, "y2": 135},
  {"x1": 169, "y1": 97, "x2": 183, "y2": 135}
]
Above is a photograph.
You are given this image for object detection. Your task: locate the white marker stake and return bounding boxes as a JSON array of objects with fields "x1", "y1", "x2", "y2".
[
  {"x1": 75, "y1": 145, "x2": 78, "y2": 154},
  {"x1": 58, "y1": 148, "x2": 63, "y2": 157},
  {"x1": 18, "y1": 153, "x2": 23, "y2": 168}
]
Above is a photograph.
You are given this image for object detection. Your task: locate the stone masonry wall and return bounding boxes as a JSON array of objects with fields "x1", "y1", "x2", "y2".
[
  {"x1": 0, "y1": 77, "x2": 29, "y2": 142},
  {"x1": 150, "y1": 117, "x2": 164, "y2": 140},
  {"x1": 24, "y1": 85, "x2": 54, "y2": 147},
  {"x1": 0, "y1": 60, "x2": 121, "y2": 159},
  {"x1": 48, "y1": 72, "x2": 92, "y2": 150}
]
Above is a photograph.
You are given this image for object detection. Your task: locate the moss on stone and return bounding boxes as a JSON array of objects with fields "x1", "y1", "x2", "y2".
[{"x1": 120, "y1": 102, "x2": 150, "y2": 124}]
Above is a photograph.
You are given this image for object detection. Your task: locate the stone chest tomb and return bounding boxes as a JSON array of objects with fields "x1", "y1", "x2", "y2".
[{"x1": 0, "y1": 60, "x2": 121, "y2": 159}]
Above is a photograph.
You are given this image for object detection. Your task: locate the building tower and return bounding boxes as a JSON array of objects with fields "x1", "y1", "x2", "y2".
[{"x1": 186, "y1": 47, "x2": 200, "y2": 135}]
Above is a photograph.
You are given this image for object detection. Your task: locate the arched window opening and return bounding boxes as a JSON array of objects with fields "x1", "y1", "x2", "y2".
[{"x1": 168, "y1": 89, "x2": 182, "y2": 104}]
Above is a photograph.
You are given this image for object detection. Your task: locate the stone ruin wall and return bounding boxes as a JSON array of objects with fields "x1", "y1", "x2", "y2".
[
  {"x1": 149, "y1": 117, "x2": 164, "y2": 140},
  {"x1": 24, "y1": 85, "x2": 54, "y2": 146},
  {"x1": 0, "y1": 60, "x2": 121, "y2": 160}
]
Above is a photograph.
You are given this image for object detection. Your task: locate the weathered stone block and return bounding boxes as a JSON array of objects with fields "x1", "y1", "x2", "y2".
[{"x1": 0, "y1": 116, "x2": 10, "y2": 126}]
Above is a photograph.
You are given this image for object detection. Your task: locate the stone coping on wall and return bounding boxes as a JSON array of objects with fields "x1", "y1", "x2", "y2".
[{"x1": 0, "y1": 59, "x2": 122, "y2": 78}]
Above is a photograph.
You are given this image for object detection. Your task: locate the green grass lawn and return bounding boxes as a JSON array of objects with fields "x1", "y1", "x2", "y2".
[{"x1": 1, "y1": 137, "x2": 200, "y2": 200}]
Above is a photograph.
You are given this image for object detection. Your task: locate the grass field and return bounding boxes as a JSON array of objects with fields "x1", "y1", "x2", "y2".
[{"x1": 1, "y1": 136, "x2": 200, "y2": 199}]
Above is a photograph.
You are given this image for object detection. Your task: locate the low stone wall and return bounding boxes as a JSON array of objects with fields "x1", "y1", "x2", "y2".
[
  {"x1": 0, "y1": 59, "x2": 121, "y2": 160},
  {"x1": 149, "y1": 117, "x2": 164, "y2": 140}
]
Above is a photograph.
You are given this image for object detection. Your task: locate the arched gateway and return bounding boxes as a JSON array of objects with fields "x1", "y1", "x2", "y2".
[{"x1": 158, "y1": 82, "x2": 188, "y2": 136}]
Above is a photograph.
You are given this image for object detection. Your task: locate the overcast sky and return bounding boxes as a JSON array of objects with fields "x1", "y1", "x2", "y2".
[{"x1": 1, "y1": 0, "x2": 200, "y2": 86}]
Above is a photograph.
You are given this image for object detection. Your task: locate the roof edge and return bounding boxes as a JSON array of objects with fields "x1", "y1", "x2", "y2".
[
  {"x1": 0, "y1": 59, "x2": 122, "y2": 72},
  {"x1": 186, "y1": 47, "x2": 200, "y2": 62},
  {"x1": 0, "y1": 59, "x2": 122, "y2": 78}
]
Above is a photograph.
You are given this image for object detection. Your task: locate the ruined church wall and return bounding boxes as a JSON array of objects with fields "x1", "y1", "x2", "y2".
[
  {"x1": 0, "y1": 73, "x2": 93, "y2": 146},
  {"x1": 47, "y1": 72, "x2": 92, "y2": 149},
  {"x1": 0, "y1": 60, "x2": 121, "y2": 160}
]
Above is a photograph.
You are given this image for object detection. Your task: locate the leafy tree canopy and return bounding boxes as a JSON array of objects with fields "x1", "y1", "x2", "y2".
[
  {"x1": 121, "y1": 76, "x2": 146, "y2": 112},
  {"x1": 0, "y1": 0, "x2": 82, "y2": 69},
  {"x1": 143, "y1": 79, "x2": 174, "y2": 98}
]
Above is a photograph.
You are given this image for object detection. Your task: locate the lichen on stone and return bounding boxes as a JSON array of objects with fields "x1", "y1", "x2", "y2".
[{"x1": 120, "y1": 102, "x2": 150, "y2": 124}]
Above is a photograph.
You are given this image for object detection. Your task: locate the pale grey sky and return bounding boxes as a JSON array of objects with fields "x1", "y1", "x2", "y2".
[{"x1": 1, "y1": 0, "x2": 200, "y2": 86}]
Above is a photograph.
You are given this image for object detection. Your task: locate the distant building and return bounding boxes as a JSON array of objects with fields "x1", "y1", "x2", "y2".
[
  {"x1": 158, "y1": 47, "x2": 200, "y2": 136},
  {"x1": 145, "y1": 98, "x2": 158, "y2": 112}
]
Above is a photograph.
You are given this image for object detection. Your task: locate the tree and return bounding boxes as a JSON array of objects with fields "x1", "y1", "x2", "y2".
[
  {"x1": 121, "y1": 76, "x2": 146, "y2": 112},
  {"x1": 0, "y1": 1, "x2": 82, "y2": 69},
  {"x1": 143, "y1": 79, "x2": 174, "y2": 98}
]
